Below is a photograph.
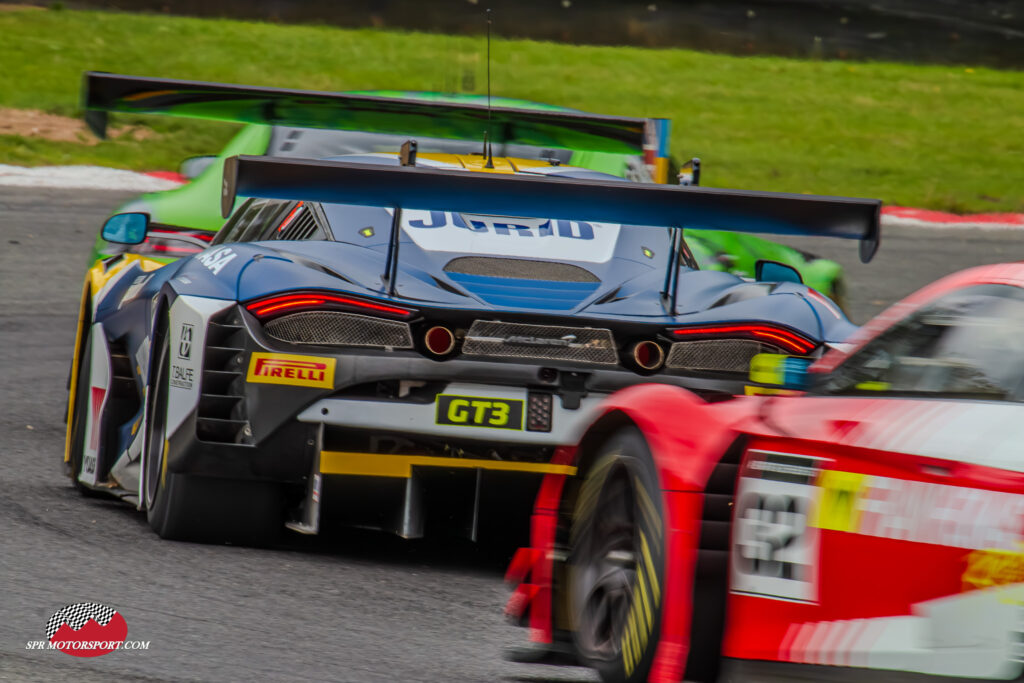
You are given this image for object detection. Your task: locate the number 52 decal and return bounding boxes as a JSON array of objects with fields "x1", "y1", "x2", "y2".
[{"x1": 730, "y1": 451, "x2": 823, "y2": 603}]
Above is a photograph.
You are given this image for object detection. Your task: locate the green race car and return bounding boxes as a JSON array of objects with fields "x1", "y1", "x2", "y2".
[
  {"x1": 684, "y1": 229, "x2": 846, "y2": 308},
  {"x1": 83, "y1": 73, "x2": 846, "y2": 303}
]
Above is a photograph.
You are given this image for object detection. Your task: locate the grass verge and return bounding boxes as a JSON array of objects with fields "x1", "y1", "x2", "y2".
[{"x1": 0, "y1": 6, "x2": 1021, "y2": 212}]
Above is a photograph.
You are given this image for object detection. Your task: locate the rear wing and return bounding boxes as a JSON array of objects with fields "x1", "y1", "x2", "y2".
[
  {"x1": 81, "y1": 72, "x2": 669, "y2": 176},
  {"x1": 221, "y1": 155, "x2": 882, "y2": 263}
]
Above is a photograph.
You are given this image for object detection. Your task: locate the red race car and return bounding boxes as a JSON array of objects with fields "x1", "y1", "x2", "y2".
[{"x1": 506, "y1": 262, "x2": 1024, "y2": 683}]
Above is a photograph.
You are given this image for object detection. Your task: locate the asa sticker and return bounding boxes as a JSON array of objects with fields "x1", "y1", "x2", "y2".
[
  {"x1": 246, "y1": 353, "x2": 335, "y2": 389},
  {"x1": 196, "y1": 247, "x2": 237, "y2": 275}
]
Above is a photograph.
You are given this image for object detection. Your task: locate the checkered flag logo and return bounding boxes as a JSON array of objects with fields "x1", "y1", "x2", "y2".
[{"x1": 46, "y1": 603, "x2": 118, "y2": 640}]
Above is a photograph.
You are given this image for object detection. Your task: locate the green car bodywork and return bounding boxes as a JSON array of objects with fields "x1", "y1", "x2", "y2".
[
  {"x1": 93, "y1": 90, "x2": 845, "y2": 303},
  {"x1": 683, "y1": 230, "x2": 846, "y2": 306}
]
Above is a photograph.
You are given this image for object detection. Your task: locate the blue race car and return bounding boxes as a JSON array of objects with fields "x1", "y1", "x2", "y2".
[{"x1": 65, "y1": 151, "x2": 879, "y2": 546}]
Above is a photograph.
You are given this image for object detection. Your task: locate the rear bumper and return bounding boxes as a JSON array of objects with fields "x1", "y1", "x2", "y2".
[
  {"x1": 167, "y1": 301, "x2": 747, "y2": 480},
  {"x1": 159, "y1": 299, "x2": 746, "y2": 538},
  {"x1": 297, "y1": 382, "x2": 607, "y2": 447}
]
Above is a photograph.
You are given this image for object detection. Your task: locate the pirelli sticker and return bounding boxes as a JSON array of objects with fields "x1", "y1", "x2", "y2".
[{"x1": 246, "y1": 353, "x2": 335, "y2": 389}]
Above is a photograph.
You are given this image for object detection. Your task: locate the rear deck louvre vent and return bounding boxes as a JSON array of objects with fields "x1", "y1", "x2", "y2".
[{"x1": 274, "y1": 208, "x2": 323, "y2": 242}]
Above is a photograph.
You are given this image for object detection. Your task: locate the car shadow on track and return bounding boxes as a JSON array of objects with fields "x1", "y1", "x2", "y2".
[{"x1": 279, "y1": 523, "x2": 521, "y2": 576}]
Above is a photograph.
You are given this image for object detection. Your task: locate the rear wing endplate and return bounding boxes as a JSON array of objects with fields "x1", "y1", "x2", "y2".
[{"x1": 221, "y1": 155, "x2": 882, "y2": 262}]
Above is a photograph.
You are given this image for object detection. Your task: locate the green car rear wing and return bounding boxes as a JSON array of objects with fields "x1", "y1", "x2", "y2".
[{"x1": 82, "y1": 72, "x2": 671, "y2": 178}]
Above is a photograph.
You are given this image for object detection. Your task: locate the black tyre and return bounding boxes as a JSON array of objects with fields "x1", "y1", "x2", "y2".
[
  {"x1": 67, "y1": 332, "x2": 102, "y2": 496},
  {"x1": 143, "y1": 318, "x2": 281, "y2": 546},
  {"x1": 569, "y1": 427, "x2": 667, "y2": 683}
]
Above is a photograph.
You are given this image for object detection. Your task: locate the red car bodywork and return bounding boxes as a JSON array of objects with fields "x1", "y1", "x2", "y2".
[{"x1": 507, "y1": 263, "x2": 1024, "y2": 682}]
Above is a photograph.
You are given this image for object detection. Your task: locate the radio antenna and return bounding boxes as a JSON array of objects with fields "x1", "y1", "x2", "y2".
[{"x1": 484, "y1": 8, "x2": 495, "y2": 169}]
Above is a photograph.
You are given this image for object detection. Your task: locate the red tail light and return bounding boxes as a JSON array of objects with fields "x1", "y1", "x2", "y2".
[
  {"x1": 246, "y1": 291, "x2": 415, "y2": 320},
  {"x1": 669, "y1": 323, "x2": 816, "y2": 355}
]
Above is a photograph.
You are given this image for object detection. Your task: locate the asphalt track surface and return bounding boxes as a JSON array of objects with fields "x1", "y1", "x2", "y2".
[{"x1": 3, "y1": 187, "x2": 1024, "y2": 682}]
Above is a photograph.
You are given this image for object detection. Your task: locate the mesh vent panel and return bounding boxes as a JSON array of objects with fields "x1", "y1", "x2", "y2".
[
  {"x1": 444, "y1": 257, "x2": 599, "y2": 283},
  {"x1": 274, "y1": 209, "x2": 323, "y2": 241},
  {"x1": 264, "y1": 311, "x2": 413, "y2": 348},
  {"x1": 463, "y1": 320, "x2": 617, "y2": 365},
  {"x1": 666, "y1": 340, "x2": 782, "y2": 373}
]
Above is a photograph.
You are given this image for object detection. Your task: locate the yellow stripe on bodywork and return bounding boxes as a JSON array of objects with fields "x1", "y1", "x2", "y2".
[
  {"x1": 67, "y1": 255, "x2": 163, "y2": 463},
  {"x1": 416, "y1": 153, "x2": 518, "y2": 174},
  {"x1": 744, "y1": 386, "x2": 802, "y2": 397},
  {"x1": 64, "y1": 279, "x2": 92, "y2": 463},
  {"x1": 653, "y1": 157, "x2": 669, "y2": 184},
  {"x1": 320, "y1": 451, "x2": 577, "y2": 478},
  {"x1": 88, "y1": 258, "x2": 131, "y2": 294},
  {"x1": 161, "y1": 439, "x2": 169, "y2": 488},
  {"x1": 87, "y1": 253, "x2": 162, "y2": 295}
]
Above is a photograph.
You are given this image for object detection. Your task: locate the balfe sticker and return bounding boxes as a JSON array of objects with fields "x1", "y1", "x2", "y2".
[
  {"x1": 247, "y1": 353, "x2": 335, "y2": 389},
  {"x1": 26, "y1": 603, "x2": 149, "y2": 657},
  {"x1": 165, "y1": 296, "x2": 234, "y2": 439},
  {"x1": 171, "y1": 322, "x2": 197, "y2": 389}
]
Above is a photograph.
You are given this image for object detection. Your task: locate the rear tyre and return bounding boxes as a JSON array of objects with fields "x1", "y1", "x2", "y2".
[
  {"x1": 569, "y1": 427, "x2": 667, "y2": 683},
  {"x1": 67, "y1": 332, "x2": 102, "y2": 497},
  {"x1": 143, "y1": 318, "x2": 281, "y2": 546}
]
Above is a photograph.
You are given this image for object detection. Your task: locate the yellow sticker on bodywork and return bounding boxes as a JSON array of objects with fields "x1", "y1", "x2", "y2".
[
  {"x1": 246, "y1": 352, "x2": 335, "y2": 389},
  {"x1": 963, "y1": 546, "x2": 1024, "y2": 592},
  {"x1": 810, "y1": 470, "x2": 868, "y2": 532}
]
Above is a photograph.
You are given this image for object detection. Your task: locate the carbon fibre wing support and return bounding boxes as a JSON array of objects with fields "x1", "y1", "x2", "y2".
[
  {"x1": 221, "y1": 155, "x2": 882, "y2": 262},
  {"x1": 81, "y1": 72, "x2": 652, "y2": 155}
]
